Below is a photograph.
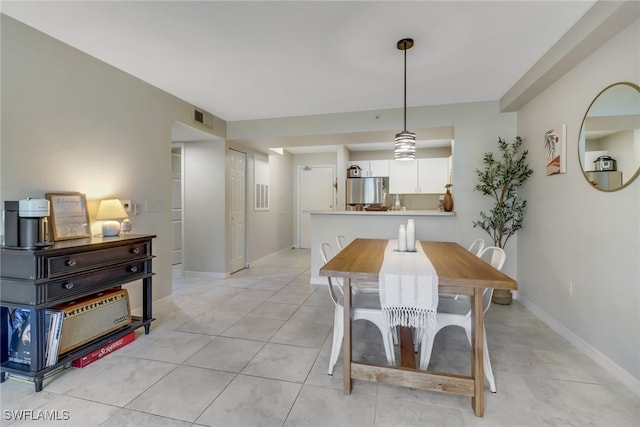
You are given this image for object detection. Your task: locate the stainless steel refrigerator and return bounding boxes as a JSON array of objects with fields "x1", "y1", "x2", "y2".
[{"x1": 345, "y1": 177, "x2": 385, "y2": 210}]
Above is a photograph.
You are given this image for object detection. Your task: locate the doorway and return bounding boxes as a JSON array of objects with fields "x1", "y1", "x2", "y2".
[
  {"x1": 227, "y1": 148, "x2": 247, "y2": 273},
  {"x1": 298, "y1": 165, "x2": 335, "y2": 248},
  {"x1": 171, "y1": 121, "x2": 227, "y2": 276}
]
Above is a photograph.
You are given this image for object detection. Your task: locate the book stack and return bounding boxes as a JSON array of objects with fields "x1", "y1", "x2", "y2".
[
  {"x1": 46, "y1": 310, "x2": 64, "y2": 367},
  {"x1": 2, "y1": 307, "x2": 64, "y2": 368}
]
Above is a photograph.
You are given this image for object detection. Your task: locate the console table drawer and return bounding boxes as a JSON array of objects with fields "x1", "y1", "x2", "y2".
[
  {"x1": 47, "y1": 260, "x2": 149, "y2": 302},
  {"x1": 48, "y1": 242, "x2": 149, "y2": 277}
]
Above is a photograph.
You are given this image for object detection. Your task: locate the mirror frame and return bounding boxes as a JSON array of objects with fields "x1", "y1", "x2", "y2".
[{"x1": 578, "y1": 81, "x2": 640, "y2": 192}]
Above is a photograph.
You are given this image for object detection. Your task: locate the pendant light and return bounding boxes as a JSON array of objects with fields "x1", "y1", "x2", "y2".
[{"x1": 394, "y1": 38, "x2": 416, "y2": 161}]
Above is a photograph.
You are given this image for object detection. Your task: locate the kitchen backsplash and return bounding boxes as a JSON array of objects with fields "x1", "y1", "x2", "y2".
[{"x1": 389, "y1": 194, "x2": 442, "y2": 210}]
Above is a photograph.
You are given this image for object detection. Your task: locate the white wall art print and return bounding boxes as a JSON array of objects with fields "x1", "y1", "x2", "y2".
[{"x1": 545, "y1": 124, "x2": 567, "y2": 175}]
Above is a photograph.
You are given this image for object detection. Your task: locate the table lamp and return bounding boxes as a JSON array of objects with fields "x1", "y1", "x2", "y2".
[{"x1": 96, "y1": 199, "x2": 128, "y2": 237}]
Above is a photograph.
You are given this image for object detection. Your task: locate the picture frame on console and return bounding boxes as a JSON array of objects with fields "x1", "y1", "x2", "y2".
[{"x1": 46, "y1": 192, "x2": 91, "y2": 241}]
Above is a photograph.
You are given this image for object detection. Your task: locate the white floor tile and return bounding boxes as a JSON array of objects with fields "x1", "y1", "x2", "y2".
[
  {"x1": 184, "y1": 336, "x2": 265, "y2": 372},
  {"x1": 126, "y1": 365, "x2": 234, "y2": 422},
  {"x1": 2, "y1": 248, "x2": 637, "y2": 427},
  {"x1": 196, "y1": 374, "x2": 301, "y2": 427},
  {"x1": 241, "y1": 342, "x2": 319, "y2": 383}
]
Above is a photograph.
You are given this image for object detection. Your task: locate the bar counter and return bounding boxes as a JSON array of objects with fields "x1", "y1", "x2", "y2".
[
  {"x1": 309, "y1": 210, "x2": 459, "y2": 285},
  {"x1": 309, "y1": 209, "x2": 455, "y2": 216}
]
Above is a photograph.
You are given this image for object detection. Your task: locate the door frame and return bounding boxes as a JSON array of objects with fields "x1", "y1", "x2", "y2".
[{"x1": 296, "y1": 164, "x2": 336, "y2": 248}]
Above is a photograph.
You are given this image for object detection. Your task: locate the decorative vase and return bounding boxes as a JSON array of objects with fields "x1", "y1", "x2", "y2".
[
  {"x1": 443, "y1": 185, "x2": 454, "y2": 212},
  {"x1": 406, "y1": 219, "x2": 415, "y2": 251},
  {"x1": 398, "y1": 224, "x2": 407, "y2": 252},
  {"x1": 492, "y1": 289, "x2": 513, "y2": 305}
]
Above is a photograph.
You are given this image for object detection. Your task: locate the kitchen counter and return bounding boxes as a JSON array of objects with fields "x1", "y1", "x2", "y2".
[
  {"x1": 309, "y1": 209, "x2": 455, "y2": 216},
  {"x1": 309, "y1": 210, "x2": 461, "y2": 285}
]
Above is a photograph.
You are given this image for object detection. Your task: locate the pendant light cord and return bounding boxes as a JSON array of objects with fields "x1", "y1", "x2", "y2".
[{"x1": 403, "y1": 40, "x2": 407, "y2": 132}]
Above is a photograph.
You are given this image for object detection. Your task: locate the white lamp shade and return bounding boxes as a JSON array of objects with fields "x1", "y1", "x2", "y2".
[{"x1": 96, "y1": 199, "x2": 128, "y2": 237}]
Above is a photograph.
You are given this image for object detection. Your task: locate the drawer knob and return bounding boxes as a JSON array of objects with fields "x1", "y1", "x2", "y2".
[
  {"x1": 128, "y1": 266, "x2": 138, "y2": 273},
  {"x1": 66, "y1": 259, "x2": 77, "y2": 267},
  {"x1": 63, "y1": 282, "x2": 74, "y2": 290},
  {"x1": 130, "y1": 247, "x2": 141, "y2": 255}
]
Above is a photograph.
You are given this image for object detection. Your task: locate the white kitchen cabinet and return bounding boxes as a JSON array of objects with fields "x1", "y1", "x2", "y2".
[
  {"x1": 369, "y1": 160, "x2": 390, "y2": 177},
  {"x1": 389, "y1": 157, "x2": 449, "y2": 194},
  {"x1": 389, "y1": 160, "x2": 418, "y2": 193},
  {"x1": 418, "y1": 158, "x2": 449, "y2": 193},
  {"x1": 347, "y1": 160, "x2": 390, "y2": 177}
]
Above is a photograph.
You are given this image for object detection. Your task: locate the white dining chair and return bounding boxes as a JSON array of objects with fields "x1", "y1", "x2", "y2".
[
  {"x1": 468, "y1": 238, "x2": 485, "y2": 256},
  {"x1": 416, "y1": 246, "x2": 506, "y2": 392},
  {"x1": 320, "y1": 242, "x2": 396, "y2": 375},
  {"x1": 335, "y1": 234, "x2": 380, "y2": 295},
  {"x1": 442, "y1": 238, "x2": 487, "y2": 301}
]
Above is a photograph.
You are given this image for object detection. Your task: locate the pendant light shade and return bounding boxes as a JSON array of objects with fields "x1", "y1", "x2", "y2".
[
  {"x1": 395, "y1": 130, "x2": 416, "y2": 160},
  {"x1": 394, "y1": 38, "x2": 416, "y2": 161}
]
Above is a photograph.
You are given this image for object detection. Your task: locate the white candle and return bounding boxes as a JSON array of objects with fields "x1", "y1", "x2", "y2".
[
  {"x1": 406, "y1": 219, "x2": 415, "y2": 251},
  {"x1": 398, "y1": 224, "x2": 407, "y2": 252}
]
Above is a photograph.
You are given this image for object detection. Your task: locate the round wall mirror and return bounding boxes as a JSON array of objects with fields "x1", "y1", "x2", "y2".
[{"x1": 578, "y1": 82, "x2": 640, "y2": 191}]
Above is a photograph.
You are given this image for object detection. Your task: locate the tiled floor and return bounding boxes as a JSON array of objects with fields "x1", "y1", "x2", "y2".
[{"x1": 1, "y1": 248, "x2": 638, "y2": 426}]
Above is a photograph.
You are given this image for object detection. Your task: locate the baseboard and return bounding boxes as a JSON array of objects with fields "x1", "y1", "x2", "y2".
[
  {"x1": 248, "y1": 246, "x2": 299, "y2": 267},
  {"x1": 182, "y1": 270, "x2": 228, "y2": 279},
  {"x1": 519, "y1": 296, "x2": 640, "y2": 397}
]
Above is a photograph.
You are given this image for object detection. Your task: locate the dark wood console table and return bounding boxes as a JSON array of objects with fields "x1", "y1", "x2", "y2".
[{"x1": 0, "y1": 234, "x2": 156, "y2": 391}]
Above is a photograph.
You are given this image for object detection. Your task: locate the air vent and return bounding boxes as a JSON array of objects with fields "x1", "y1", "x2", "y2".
[
  {"x1": 193, "y1": 108, "x2": 214, "y2": 129},
  {"x1": 194, "y1": 109, "x2": 204, "y2": 124}
]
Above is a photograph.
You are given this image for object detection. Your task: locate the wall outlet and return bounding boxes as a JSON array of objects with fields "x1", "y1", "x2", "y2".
[{"x1": 568, "y1": 281, "x2": 574, "y2": 296}]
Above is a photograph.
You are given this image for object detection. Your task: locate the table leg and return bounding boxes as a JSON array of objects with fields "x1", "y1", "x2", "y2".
[
  {"x1": 343, "y1": 278, "x2": 352, "y2": 394},
  {"x1": 471, "y1": 287, "x2": 485, "y2": 416}
]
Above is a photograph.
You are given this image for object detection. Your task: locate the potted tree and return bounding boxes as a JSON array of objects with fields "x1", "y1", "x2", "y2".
[{"x1": 473, "y1": 136, "x2": 533, "y2": 304}]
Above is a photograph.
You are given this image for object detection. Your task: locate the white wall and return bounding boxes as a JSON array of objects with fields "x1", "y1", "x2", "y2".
[
  {"x1": 516, "y1": 19, "x2": 640, "y2": 387},
  {"x1": 182, "y1": 139, "x2": 227, "y2": 275},
  {"x1": 229, "y1": 146, "x2": 294, "y2": 264},
  {"x1": 0, "y1": 16, "x2": 225, "y2": 307}
]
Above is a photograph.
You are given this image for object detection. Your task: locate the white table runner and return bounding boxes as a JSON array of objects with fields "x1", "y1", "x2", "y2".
[{"x1": 378, "y1": 240, "x2": 439, "y2": 329}]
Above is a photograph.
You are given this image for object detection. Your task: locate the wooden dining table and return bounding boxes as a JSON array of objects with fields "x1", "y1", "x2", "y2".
[{"x1": 319, "y1": 238, "x2": 517, "y2": 417}]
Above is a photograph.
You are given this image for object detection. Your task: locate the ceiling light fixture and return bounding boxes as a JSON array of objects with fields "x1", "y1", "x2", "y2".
[{"x1": 394, "y1": 38, "x2": 416, "y2": 161}]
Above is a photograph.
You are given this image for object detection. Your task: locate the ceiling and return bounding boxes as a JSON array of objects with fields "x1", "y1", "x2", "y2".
[{"x1": 2, "y1": 0, "x2": 597, "y2": 125}]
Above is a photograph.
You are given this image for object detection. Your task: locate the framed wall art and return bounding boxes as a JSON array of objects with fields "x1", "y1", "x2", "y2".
[
  {"x1": 545, "y1": 124, "x2": 567, "y2": 175},
  {"x1": 46, "y1": 192, "x2": 91, "y2": 240}
]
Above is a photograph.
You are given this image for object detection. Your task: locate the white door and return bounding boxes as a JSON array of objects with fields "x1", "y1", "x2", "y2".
[
  {"x1": 227, "y1": 149, "x2": 246, "y2": 273},
  {"x1": 299, "y1": 165, "x2": 335, "y2": 248}
]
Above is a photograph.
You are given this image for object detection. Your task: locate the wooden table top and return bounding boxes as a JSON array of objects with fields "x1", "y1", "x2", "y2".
[{"x1": 319, "y1": 238, "x2": 517, "y2": 291}]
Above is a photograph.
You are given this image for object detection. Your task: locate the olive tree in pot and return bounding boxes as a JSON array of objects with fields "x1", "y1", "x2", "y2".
[{"x1": 473, "y1": 136, "x2": 533, "y2": 304}]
